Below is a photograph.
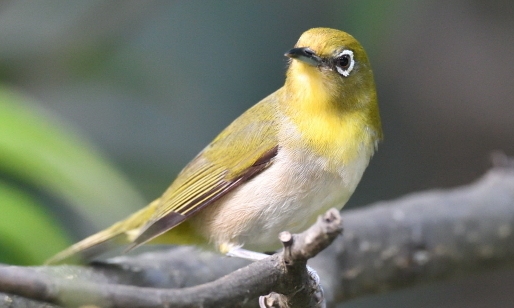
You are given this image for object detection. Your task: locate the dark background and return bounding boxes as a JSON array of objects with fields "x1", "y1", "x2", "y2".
[{"x1": 0, "y1": 1, "x2": 513, "y2": 307}]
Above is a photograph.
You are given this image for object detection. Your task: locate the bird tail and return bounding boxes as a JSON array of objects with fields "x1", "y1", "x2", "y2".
[{"x1": 45, "y1": 199, "x2": 159, "y2": 265}]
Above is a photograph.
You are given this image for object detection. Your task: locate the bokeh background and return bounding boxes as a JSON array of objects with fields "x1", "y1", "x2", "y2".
[{"x1": 0, "y1": 1, "x2": 513, "y2": 307}]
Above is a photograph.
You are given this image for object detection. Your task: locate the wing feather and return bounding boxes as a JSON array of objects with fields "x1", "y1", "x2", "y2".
[{"x1": 130, "y1": 93, "x2": 281, "y2": 248}]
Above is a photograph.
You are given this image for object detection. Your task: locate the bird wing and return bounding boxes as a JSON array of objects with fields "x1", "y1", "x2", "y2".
[{"x1": 130, "y1": 93, "x2": 280, "y2": 248}]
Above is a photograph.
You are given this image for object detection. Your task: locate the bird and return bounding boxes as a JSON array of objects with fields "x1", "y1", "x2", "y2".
[{"x1": 47, "y1": 27, "x2": 382, "y2": 264}]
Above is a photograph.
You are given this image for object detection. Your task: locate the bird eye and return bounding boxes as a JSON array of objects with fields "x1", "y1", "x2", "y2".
[{"x1": 334, "y1": 50, "x2": 355, "y2": 77}]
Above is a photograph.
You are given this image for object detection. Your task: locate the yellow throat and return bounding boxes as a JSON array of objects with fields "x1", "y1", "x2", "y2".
[{"x1": 281, "y1": 28, "x2": 382, "y2": 171}]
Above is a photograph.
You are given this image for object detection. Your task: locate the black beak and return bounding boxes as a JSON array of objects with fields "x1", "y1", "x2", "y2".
[{"x1": 284, "y1": 47, "x2": 322, "y2": 66}]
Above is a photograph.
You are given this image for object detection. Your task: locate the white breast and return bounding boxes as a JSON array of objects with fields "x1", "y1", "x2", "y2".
[{"x1": 193, "y1": 143, "x2": 373, "y2": 253}]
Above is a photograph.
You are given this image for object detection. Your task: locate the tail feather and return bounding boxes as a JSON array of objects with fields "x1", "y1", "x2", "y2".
[
  {"x1": 45, "y1": 230, "x2": 127, "y2": 264},
  {"x1": 45, "y1": 199, "x2": 160, "y2": 264}
]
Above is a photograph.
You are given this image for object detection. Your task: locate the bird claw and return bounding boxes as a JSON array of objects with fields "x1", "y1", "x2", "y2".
[
  {"x1": 307, "y1": 265, "x2": 320, "y2": 285},
  {"x1": 307, "y1": 265, "x2": 326, "y2": 308}
]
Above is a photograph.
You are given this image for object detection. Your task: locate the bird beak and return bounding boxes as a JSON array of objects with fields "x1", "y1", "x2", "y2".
[{"x1": 285, "y1": 47, "x2": 322, "y2": 66}]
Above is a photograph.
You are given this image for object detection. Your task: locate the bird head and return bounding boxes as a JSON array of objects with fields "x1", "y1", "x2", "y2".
[{"x1": 284, "y1": 28, "x2": 377, "y2": 112}]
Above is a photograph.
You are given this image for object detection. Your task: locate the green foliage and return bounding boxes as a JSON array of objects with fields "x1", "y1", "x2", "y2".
[
  {"x1": 0, "y1": 181, "x2": 72, "y2": 264},
  {"x1": 0, "y1": 86, "x2": 144, "y2": 265}
]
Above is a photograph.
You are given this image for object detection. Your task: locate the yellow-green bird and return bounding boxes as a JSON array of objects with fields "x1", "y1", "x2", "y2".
[{"x1": 47, "y1": 27, "x2": 382, "y2": 264}]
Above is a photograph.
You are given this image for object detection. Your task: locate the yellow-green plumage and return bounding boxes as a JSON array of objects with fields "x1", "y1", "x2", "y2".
[{"x1": 47, "y1": 27, "x2": 382, "y2": 264}]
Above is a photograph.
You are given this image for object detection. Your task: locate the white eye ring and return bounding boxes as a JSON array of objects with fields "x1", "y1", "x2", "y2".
[{"x1": 335, "y1": 49, "x2": 355, "y2": 77}]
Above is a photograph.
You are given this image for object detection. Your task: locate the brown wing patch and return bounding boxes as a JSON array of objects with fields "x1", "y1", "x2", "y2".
[{"x1": 129, "y1": 145, "x2": 279, "y2": 249}]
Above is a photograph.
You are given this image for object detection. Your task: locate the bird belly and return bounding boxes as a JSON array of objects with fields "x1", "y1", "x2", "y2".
[{"x1": 191, "y1": 146, "x2": 371, "y2": 253}]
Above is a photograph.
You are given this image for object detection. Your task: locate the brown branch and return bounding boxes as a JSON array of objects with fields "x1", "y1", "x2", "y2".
[
  {"x1": 260, "y1": 208, "x2": 342, "y2": 308},
  {"x1": 1, "y1": 158, "x2": 514, "y2": 307},
  {"x1": 0, "y1": 209, "x2": 343, "y2": 308},
  {"x1": 311, "y1": 161, "x2": 514, "y2": 304}
]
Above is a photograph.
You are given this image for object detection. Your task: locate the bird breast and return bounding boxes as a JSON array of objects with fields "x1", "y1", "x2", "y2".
[{"x1": 191, "y1": 134, "x2": 373, "y2": 253}]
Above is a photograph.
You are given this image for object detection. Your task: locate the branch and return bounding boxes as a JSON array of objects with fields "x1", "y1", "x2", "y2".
[
  {"x1": 1, "y1": 157, "x2": 513, "y2": 307},
  {"x1": 312, "y1": 158, "x2": 514, "y2": 304},
  {"x1": 0, "y1": 210, "x2": 343, "y2": 308}
]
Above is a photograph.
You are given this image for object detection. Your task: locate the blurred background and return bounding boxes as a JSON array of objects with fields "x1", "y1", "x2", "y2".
[{"x1": 0, "y1": 1, "x2": 513, "y2": 307}]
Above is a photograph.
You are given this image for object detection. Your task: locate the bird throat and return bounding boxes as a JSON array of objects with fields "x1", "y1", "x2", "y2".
[{"x1": 282, "y1": 66, "x2": 377, "y2": 171}]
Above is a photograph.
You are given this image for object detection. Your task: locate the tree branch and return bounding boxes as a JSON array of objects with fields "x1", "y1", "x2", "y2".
[
  {"x1": 1, "y1": 158, "x2": 513, "y2": 307},
  {"x1": 312, "y1": 159, "x2": 514, "y2": 304},
  {"x1": 0, "y1": 209, "x2": 343, "y2": 308}
]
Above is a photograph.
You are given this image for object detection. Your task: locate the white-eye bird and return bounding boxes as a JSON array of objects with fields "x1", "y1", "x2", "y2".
[{"x1": 47, "y1": 27, "x2": 382, "y2": 264}]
